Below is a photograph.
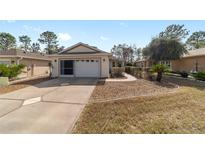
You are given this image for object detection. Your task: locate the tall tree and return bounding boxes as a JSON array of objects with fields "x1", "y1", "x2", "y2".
[
  {"x1": 135, "y1": 48, "x2": 142, "y2": 60},
  {"x1": 142, "y1": 38, "x2": 187, "y2": 63},
  {"x1": 159, "y1": 24, "x2": 189, "y2": 41},
  {"x1": 31, "y1": 42, "x2": 40, "y2": 53},
  {"x1": 57, "y1": 46, "x2": 65, "y2": 52},
  {"x1": 111, "y1": 44, "x2": 135, "y2": 64},
  {"x1": 186, "y1": 31, "x2": 205, "y2": 49},
  {"x1": 0, "y1": 32, "x2": 16, "y2": 50},
  {"x1": 19, "y1": 35, "x2": 31, "y2": 52},
  {"x1": 38, "y1": 31, "x2": 58, "y2": 54}
]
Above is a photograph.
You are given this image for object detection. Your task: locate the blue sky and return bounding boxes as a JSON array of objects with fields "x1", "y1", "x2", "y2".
[{"x1": 1, "y1": 20, "x2": 205, "y2": 52}]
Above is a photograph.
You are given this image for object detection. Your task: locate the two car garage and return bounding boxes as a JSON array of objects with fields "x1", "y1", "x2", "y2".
[{"x1": 60, "y1": 59, "x2": 100, "y2": 77}]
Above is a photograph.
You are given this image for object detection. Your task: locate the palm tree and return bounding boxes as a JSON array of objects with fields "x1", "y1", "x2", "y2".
[{"x1": 151, "y1": 64, "x2": 169, "y2": 82}]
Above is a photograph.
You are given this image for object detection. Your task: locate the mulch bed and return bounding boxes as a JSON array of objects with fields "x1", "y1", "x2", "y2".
[
  {"x1": 0, "y1": 77, "x2": 50, "y2": 94},
  {"x1": 89, "y1": 79, "x2": 178, "y2": 102}
]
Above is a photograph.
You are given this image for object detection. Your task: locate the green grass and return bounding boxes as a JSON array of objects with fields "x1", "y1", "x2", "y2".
[{"x1": 72, "y1": 87, "x2": 205, "y2": 134}]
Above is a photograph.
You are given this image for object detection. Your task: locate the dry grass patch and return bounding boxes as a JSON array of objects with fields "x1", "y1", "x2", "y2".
[
  {"x1": 89, "y1": 79, "x2": 177, "y2": 102},
  {"x1": 73, "y1": 87, "x2": 205, "y2": 134}
]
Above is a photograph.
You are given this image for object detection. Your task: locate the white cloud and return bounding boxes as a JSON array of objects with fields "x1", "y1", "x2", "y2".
[
  {"x1": 23, "y1": 25, "x2": 44, "y2": 33},
  {"x1": 100, "y1": 36, "x2": 109, "y2": 41},
  {"x1": 58, "y1": 33, "x2": 72, "y2": 41}
]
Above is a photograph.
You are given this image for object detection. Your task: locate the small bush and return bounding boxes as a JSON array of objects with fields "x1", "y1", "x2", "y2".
[
  {"x1": 125, "y1": 66, "x2": 143, "y2": 78},
  {"x1": 0, "y1": 64, "x2": 25, "y2": 79},
  {"x1": 192, "y1": 72, "x2": 205, "y2": 81},
  {"x1": 180, "y1": 71, "x2": 189, "y2": 78},
  {"x1": 126, "y1": 63, "x2": 133, "y2": 66},
  {"x1": 111, "y1": 67, "x2": 125, "y2": 78}
]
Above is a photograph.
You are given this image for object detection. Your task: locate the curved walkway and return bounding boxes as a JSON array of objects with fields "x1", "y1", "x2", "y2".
[{"x1": 105, "y1": 73, "x2": 136, "y2": 82}]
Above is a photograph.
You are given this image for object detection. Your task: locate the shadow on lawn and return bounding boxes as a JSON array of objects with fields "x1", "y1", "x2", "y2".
[{"x1": 162, "y1": 76, "x2": 205, "y2": 90}]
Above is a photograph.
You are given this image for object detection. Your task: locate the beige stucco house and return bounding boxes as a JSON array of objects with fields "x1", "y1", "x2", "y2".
[
  {"x1": 49, "y1": 42, "x2": 112, "y2": 78},
  {"x1": 171, "y1": 48, "x2": 205, "y2": 72},
  {"x1": 0, "y1": 50, "x2": 51, "y2": 78}
]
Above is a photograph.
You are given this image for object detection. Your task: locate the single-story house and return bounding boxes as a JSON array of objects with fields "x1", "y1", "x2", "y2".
[
  {"x1": 49, "y1": 42, "x2": 112, "y2": 78},
  {"x1": 171, "y1": 48, "x2": 205, "y2": 72},
  {"x1": 135, "y1": 48, "x2": 205, "y2": 73},
  {"x1": 0, "y1": 50, "x2": 51, "y2": 78}
]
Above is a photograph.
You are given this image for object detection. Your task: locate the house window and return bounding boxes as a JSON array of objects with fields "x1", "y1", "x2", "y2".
[
  {"x1": 81, "y1": 60, "x2": 84, "y2": 62},
  {"x1": 0, "y1": 61, "x2": 10, "y2": 65},
  {"x1": 91, "y1": 60, "x2": 94, "y2": 62},
  {"x1": 86, "y1": 60, "x2": 89, "y2": 62}
]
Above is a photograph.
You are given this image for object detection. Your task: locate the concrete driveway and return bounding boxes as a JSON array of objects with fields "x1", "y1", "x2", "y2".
[{"x1": 0, "y1": 78, "x2": 97, "y2": 133}]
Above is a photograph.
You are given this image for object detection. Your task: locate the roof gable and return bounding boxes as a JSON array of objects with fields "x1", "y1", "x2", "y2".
[{"x1": 59, "y1": 42, "x2": 107, "y2": 54}]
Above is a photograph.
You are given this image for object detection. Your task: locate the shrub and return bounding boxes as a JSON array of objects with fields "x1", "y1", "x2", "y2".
[
  {"x1": 125, "y1": 66, "x2": 131, "y2": 74},
  {"x1": 111, "y1": 67, "x2": 125, "y2": 78},
  {"x1": 126, "y1": 63, "x2": 133, "y2": 66},
  {"x1": 192, "y1": 72, "x2": 205, "y2": 81},
  {"x1": 180, "y1": 71, "x2": 189, "y2": 78},
  {"x1": 125, "y1": 66, "x2": 143, "y2": 78},
  {"x1": 0, "y1": 64, "x2": 25, "y2": 79}
]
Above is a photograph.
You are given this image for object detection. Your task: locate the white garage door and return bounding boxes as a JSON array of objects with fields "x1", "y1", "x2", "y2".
[{"x1": 75, "y1": 59, "x2": 100, "y2": 77}]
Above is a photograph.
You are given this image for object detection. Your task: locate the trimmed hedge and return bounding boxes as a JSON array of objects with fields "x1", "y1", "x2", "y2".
[
  {"x1": 192, "y1": 72, "x2": 205, "y2": 81},
  {"x1": 0, "y1": 64, "x2": 25, "y2": 79},
  {"x1": 125, "y1": 66, "x2": 143, "y2": 78},
  {"x1": 111, "y1": 67, "x2": 125, "y2": 78}
]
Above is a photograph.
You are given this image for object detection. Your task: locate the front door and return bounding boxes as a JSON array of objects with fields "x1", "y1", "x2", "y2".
[{"x1": 60, "y1": 60, "x2": 74, "y2": 76}]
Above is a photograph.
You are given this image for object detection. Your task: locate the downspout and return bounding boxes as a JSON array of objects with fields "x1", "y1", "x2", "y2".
[{"x1": 17, "y1": 56, "x2": 23, "y2": 64}]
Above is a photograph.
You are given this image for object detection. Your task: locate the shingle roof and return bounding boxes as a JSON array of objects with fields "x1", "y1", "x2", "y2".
[
  {"x1": 183, "y1": 48, "x2": 205, "y2": 58},
  {"x1": 58, "y1": 42, "x2": 109, "y2": 54},
  {"x1": 0, "y1": 49, "x2": 51, "y2": 60}
]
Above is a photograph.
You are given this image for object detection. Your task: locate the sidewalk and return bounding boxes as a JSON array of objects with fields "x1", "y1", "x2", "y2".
[{"x1": 105, "y1": 73, "x2": 136, "y2": 82}]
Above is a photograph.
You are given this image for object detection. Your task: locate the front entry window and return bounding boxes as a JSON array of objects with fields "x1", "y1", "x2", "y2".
[{"x1": 60, "y1": 60, "x2": 73, "y2": 75}]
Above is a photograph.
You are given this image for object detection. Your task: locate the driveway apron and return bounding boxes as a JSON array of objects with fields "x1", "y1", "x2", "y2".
[{"x1": 0, "y1": 78, "x2": 97, "y2": 133}]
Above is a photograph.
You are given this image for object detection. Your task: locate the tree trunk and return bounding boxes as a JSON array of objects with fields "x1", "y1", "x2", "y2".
[{"x1": 156, "y1": 71, "x2": 162, "y2": 82}]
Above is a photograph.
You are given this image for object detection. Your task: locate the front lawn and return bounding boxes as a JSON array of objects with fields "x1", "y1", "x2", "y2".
[
  {"x1": 73, "y1": 86, "x2": 205, "y2": 134},
  {"x1": 89, "y1": 79, "x2": 176, "y2": 102}
]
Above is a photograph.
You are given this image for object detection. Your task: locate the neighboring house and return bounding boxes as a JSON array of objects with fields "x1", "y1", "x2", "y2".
[
  {"x1": 136, "y1": 48, "x2": 205, "y2": 73},
  {"x1": 0, "y1": 50, "x2": 51, "y2": 79},
  {"x1": 135, "y1": 59, "x2": 154, "y2": 68},
  {"x1": 171, "y1": 48, "x2": 205, "y2": 72},
  {"x1": 49, "y1": 42, "x2": 112, "y2": 78}
]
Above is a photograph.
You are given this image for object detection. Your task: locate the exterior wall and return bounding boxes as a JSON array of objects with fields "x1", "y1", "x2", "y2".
[
  {"x1": 0, "y1": 57, "x2": 17, "y2": 65},
  {"x1": 51, "y1": 58, "x2": 59, "y2": 77},
  {"x1": 171, "y1": 56, "x2": 205, "y2": 72},
  {"x1": 100, "y1": 56, "x2": 109, "y2": 78},
  {"x1": 19, "y1": 58, "x2": 50, "y2": 78},
  {"x1": 63, "y1": 45, "x2": 96, "y2": 53}
]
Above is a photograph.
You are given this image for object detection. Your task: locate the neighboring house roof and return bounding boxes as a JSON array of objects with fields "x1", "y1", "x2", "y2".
[
  {"x1": 58, "y1": 42, "x2": 111, "y2": 55},
  {"x1": 183, "y1": 48, "x2": 205, "y2": 58},
  {"x1": 0, "y1": 49, "x2": 51, "y2": 61}
]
